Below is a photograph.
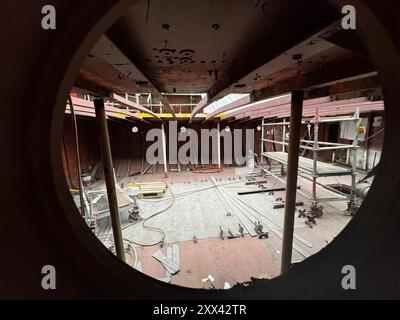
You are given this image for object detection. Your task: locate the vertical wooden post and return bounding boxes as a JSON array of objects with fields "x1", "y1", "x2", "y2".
[
  {"x1": 281, "y1": 90, "x2": 304, "y2": 274},
  {"x1": 93, "y1": 97, "x2": 125, "y2": 262}
]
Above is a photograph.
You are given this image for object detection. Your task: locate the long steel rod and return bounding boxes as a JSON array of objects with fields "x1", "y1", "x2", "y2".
[
  {"x1": 93, "y1": 97, "x2": 125, "y2": 262},
  {"x1": 282, "y1": 119, "x2": 286, "y2": 152},
  {"x1": 312, "y1": 122, "x2": 319, "y2": 202},
  {"x1": 298, "y1": 173, "x2": 349, "y2": 197},
  {"x1": 258, "y1": 166, "x2": 311, "y2": 199},
  {"x1": 217, "y1": 122, "x2": 221, "y2": 169},
  {"x1": 260, "y1": 118, "x2": 265, "y2": 164},
  {"x1": 293, "y1": 139, "x2": 354, "y2": 146},
  {"x1": 281, "y1": 90, "x2": 304, "y2": 274},
  {"x1": 68, "y1": 96, "x2": 85, "y2": 218},
  {"x1": 217, "y1": 185, "x2": 311, "y2": 255}
]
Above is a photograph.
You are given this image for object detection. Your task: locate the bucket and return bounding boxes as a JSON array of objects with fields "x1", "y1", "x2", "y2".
[
  {"x1": 81, "y1": 174, "x2": 91, "y2": 186},
  {"x1": 128, "y1": 184, "x2": 140, "y2": 197}
]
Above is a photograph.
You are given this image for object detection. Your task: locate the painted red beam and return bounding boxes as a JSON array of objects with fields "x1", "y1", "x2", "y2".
[
  {"x1": 68, "y1": 96, "x2": 149, "y2": 123},
  {"x1": 65, "y1": 107, "x2": 145, "y2": 123},
  {"x1": 233, "y1": 97, "x2": 369, "y2": 120},
  {"x1": 224, "y1": 95, "x2": 335, "y2": 120},
  {"x1": 246, "y1": 102, "x2": 380, "y2": 120},
  {"x1": 222, "y1": 95, "x2": 291, "y2": 120},
  {"x1": 249, "y1": 101, "x2": 384, "y2": 120},
  {"x1": 189, "y1": 94, "x2": 208, "y2": 123}
]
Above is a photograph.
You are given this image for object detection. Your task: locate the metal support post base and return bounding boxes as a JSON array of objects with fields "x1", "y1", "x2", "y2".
[
  {"x1": 310, "y1": 201, "x2": 324, "y2": 218},
  {"x1": 345, "y1": 198, "x2": 360, "y2": 216}
]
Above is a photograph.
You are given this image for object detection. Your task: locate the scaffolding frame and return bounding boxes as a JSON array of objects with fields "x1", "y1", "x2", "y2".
[{"x1": 260, "y1": 108, "x2": 361, "y2": 214}]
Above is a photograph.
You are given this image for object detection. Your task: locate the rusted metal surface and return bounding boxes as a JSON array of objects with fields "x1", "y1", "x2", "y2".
[
  {"x1": 105, "y1": 0, "x2": 339, "y2": 118},
  {"x1": 323, "y1": 29, "x2": 370, "y2": 60},
  {"x1": 251, "y1": 56, "x2": 376, "y2": 102},
  {"x1": 82, "y1": 35, "x2": 177, "y2": 117},
  {"x1": 307, "y1": 75, "x2": 381, "y2": 99}
]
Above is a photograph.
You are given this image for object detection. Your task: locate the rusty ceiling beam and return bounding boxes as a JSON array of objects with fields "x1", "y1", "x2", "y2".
[
  {"x1": 251, "y1": 56, "x2": 377, "y2": 102},
  {"x1": 306, "y1": 74, "x2": 380, "y2": 99},
  {"x1": 323, "y1": 29, "x2": 370, "y2": 60},
  {"x1": 205, "y1": 22, "x2": 340, "y2": 102},
  {"x1": 74, "y1": 73, "x2": 112, "y2": 97}
]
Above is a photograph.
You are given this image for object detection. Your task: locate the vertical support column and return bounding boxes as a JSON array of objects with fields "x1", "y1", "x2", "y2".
[
  {"x1": 93, "y1": 97, "x2": 125, "y2": 262},
  {"x1": 261, "y1": 118, "x2": 265, "y2": 164},
  {"x1": 217, "y1": 122, "x2": 221, "y2": 169},
  {"x1": 68, "y1": 96, "x2": 85, "y2": 218},
  {"x1": 281, "y1": 90, "x2": 304, "y2": 275},
  {"x1": 350, "y1": 109, "x2": 360, "y2": 204},
  {"x1": 161, "y1": 122, "x2": 168, "y2": 177},
  {"x1": 312, "y1": 122, "x2": 319, "y2": 203},
  {"x1": 282, "y1": 119, "x2": 286, "y2": 152}
]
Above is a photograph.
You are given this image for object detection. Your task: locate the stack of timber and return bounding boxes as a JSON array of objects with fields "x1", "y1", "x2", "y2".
[{"x1": 137, "y1": 182, "x2": 167, "y2": 198}]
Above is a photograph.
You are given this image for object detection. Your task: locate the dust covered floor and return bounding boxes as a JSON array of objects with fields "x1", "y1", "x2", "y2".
[{"x1": 93, "y1": 167, "x2": 360, "y2": 289}]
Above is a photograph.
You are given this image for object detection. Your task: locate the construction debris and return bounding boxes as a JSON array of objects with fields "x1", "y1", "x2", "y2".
[
  {"x1": 219, "y1": 226, "x2": 224, "y2": 240},
  {"x1": 152, "y1": 249, "x2": 180, "y2": 275},
  {"x1": 239, "y1": 224, "x2": 244, "y2": 237},
  {"x1": 273, "y1": 201, "x2": 304, "y2": 209},
  {"x1": 237, "y1": 186, "x2": 300, "y2": 195}
]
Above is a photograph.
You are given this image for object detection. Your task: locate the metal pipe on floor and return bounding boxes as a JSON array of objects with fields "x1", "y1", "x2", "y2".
[
  {"x1": 68, "y1": 96, "x2": 85, "y2": 218},
  {"x1": 93, "y1": 97, "x2": 125, "y2": 262},
  {"x1": 281, "y1": 90, "x2": 304, "y2": 274}
]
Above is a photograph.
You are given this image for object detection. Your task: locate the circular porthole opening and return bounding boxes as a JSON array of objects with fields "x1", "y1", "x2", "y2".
[{"x1": 59, "y1": 0, "x2": 387, "y2": 292}]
